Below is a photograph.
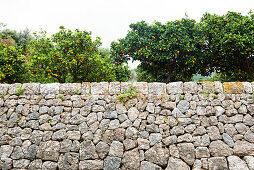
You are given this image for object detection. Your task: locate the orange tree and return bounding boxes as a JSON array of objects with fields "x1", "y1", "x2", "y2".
[
  {"x1": 28, "y1": 27, "x2": 116, "y2": 83},
  {"x1": 199, "y1": 11, "x2": 254, "y2": 81},
  {"x1": 111, "y1": 19, "x2": 203, "y2": 82},
  {"x1": 0, "y1": 43, "x2": 27, "y2": 83}
]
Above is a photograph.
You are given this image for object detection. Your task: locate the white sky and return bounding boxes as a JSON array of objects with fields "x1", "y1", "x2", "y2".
[{"x1": 0, "y1": 0, "x2": 253, "y2": 68}]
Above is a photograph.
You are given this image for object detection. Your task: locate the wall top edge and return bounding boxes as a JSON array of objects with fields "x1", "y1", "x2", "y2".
[{"x1": 0, "y1": 81, "x2": 253, "y2": 95}]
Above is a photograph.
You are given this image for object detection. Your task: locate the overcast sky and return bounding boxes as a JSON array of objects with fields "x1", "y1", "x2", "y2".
[{"x1": 0, "y1": 0, "x2": 253, "y2": 68}]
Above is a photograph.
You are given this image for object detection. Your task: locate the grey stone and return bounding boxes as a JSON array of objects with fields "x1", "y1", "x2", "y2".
[
  {"x1": 37, "y1": 141, "x2": 60, "y2": 161},
  {"x1": 144, "y1": 143, "x2": 169, "y2": 167},
  {"x1": 123, "y1": 139, "x2": 137, "y2": 150},
  {"x1": 125, "y1": 127, "x2": 138, "y2": 139},
  {"x1": 195, "y1": 147, "x2": 210, "y2": 158},
  {"x1": 67, "y1": 130, "x2": 81, "y2": 140},
  {"x1": 137, "y1": 138, "x2": 150, "y2": 150},
  {"x1": 235, "y1": 123, "x2": 248, "y2": 134},
  {"x1": 108, "y1": 119, "x2": 119, "y2": 129},
  {"x1": 172, "y1": 108, "x2": 185, "y2": 118},
  {"x1": 167, "y1": 82, "x2": 183, "y2": 94},
  {"x1": 91, "y1": 82, "x2": 109, "y2": 95},
  {"x1": 70, "y1": 114, "x2": 86, "y2": 125},
  {"x1": 207, "y1": 126, "x2": 222, "y2": 141},
  {"x1": 96, "y1": 141, "x2": 109, "y2": 159},
  {"x1": 24, "y1": 144, "x2": 38, "y2": 159},
  {"x1": 13, "y1": 159, "x2": 30, "y2": 169},
  {"x1": 245, "y1": 130, "x2": 254, "y2": 143},
  {"x1": 60, "y1": 139, "x2": 72, "y2": 153},
  {"x1": 109, "y1": 141, "x2": 123, "y2": 157},
  {"x1": 7, "y1": 113, "x2": 18, "y2": 127},
  {"x1": 208, "y1": 157, "x2": 228, "y2": 170},
  {"x1": 87, "y1": 112, "x2": 97, "y2": 125},
  {"x1": 52, "y1": 129, "x2": 66, "y2": 141},
  {"x1": 214, "y1": 106, "x2": 225, "y2": 116},
  {"x1": 104, "y1": 111, "x2": 117, "y2": 119},
  {"x1": 170, "y1": 126, "x2": 185, "y2": 136},
  {"x1": 104, "y1": 156, "x2": 121, "y2": 170},
  {"x1": 183, "y1": 82, "x2": 198, "y2": 94},
  {"x1": 166, "y1": 157, "x2": 190, "y2": 170},
  {"x1": 140, "y1": 161, "x2": 162, "y2": 170},
  {"x1": 42, "y1": 161, "x2": 58, "y2": 170},
  {"x1": 169, "y1": 144, "x2": 179, "y2": 158},
  {"x1": 243, "y1": 156, "x2": 254, "y2": 170},
  {"x1": 193, "y1": 126, "x2": 206, "y2": 136},
  {"x1": 79, "y1": 160, "x2": 103, "y2": 170},
  {"x1": 40, "y1": 83, "x2": 59, "y2": 94},
  {"x1": 28, "y1": 159, "x2": 42, "y2": 170},
  {"x1": 146, "y1": 124, "x2": 159, "y2": 133},
  {"x1": 58, "y1": 152, "x2": 79, "y2": 170},
  {"x1": 228, "y1": 156, "x2": 249, "y2": 170},
  {"x1": 192, "y1": 159, "x2": 202, "y2": 170},
  {"x1": 222, "y1": 133, "x2": 234, "y2": 148},
  {"x1": 118, "y1": 114, "x2": 128, "y2": 123},
  {"x1": 0, "y1": 145, "x2": 13, "y2": 159},
  {"x1": 177, "y1": 133, "x2": 193, "y2": 143},
  {"x1": 177, "y1": 143, "x2": 195, "y2": 165},
  {"x1": 148, "y1": 83, "x2": 166, "y2": 95},
  {"x1": 92, "y1": 105, "x2": 105, "y2": 112},
  {"x1": 149, "y1": 133, "x2": 162, "y2": 146},
  {"x1": 80, "y1": 140, "x2": 98, "y2": 160},
  {"x1": 162, "y1": 135, "x2": 177, "y2": 146},
  {"x1": 233, "y1": 140, "x2": 254, "y2": 156},
  {"x1": 10, "y1": 147, "x2": 23, "y2": 161},
  {"x1": 128, "y1": 107, "x2": 139, "y2": 122},
  {"x1": 197, "y1": 106, "x2": 206, "y2": 116},
  {"x1": 209, "y1": 140, "x2": 233, "y2": 157},
  {"x1": 122, "y1": 148, "x2": 140, "y2": 170},
  {"x1": 146, "y1": 103, "x2": 155, "y2": 113},
  {"x1": 177, "y1": 100, "x2": 189, "y2": 113}
]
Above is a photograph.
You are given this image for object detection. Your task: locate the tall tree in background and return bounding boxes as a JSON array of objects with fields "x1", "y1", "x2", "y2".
[
  {"x1": 111, "y1": 19, "x2": 203, "y2": 82},
  {"x1": 199, "y1": 11, "x2": 254, "y2": 81},
  {"x1": 28, "y1": 27, "x2": 125, "y2": 83}
]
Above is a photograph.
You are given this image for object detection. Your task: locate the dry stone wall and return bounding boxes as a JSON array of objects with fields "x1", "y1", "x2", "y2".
[{"x1": 0, "y1": 82, "x2": 254, "y2": 170}]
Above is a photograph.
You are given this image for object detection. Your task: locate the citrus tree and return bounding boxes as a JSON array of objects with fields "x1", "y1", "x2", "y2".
[
  {"x1": 0, "y1": 43, "x2": 27, "y2": 83},
  {"x1": 28, "y1": 27, "x2": 116, "y2": 83},
  {"x1": 111, "y1": 19, "x2": 203, "y2": 82},
  {"x1": 199, "y1": 11, "x2": 254, "y2": 81}
]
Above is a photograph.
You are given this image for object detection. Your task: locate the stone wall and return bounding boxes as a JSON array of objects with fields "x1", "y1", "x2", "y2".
[{"x1": 0, "y1": 82, "x2": 254, "y2": 170}]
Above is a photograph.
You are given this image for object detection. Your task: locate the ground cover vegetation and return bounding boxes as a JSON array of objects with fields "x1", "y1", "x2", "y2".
[{"x1": 0, "y1": 11, "x2": 253, "y2": 83}]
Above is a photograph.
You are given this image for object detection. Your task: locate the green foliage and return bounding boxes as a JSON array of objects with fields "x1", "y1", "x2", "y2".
[
  {"x1": 165, "y1": 115, "x2": 169, "y2": 125},
  {"x1": 0, "y1": 43, "x2": 27, "y2": 83},
  {"x1": 75, "y1": 88, "x2": 80, "y2": 95},
  {"x1": 199, "y1": 11, "x2": 254, "y2": 81},
  {"x1": 117, "y1": 84, "x2": 137, "y2": 105},
  {"x1": 111, "y1": 18, "x2": 202, "y2": 82},
  {"x1": 17, "y1": 114, "x2": 22, "y2": 122},
  {"x1": 28, "y1": 27, "x2": 118, "y2": 83},
  {"x1": 214, "y1": 94, "x2": 218, "y2": 99},
  {"x1": 15, "y1": 84, "x2": 25, "y2": 96},
  {"x1": 179, "y1": 94, "x2": 183, "y2": 100},
  {"x1": 58, "y1": 94, "x2": 64, "y2": 100},
  {"x1": 48, "y1": 119, "x2": 52, "y2": 124},
  {"x1": 203, "y1": 90, "x2": 209, "y2": 97}
]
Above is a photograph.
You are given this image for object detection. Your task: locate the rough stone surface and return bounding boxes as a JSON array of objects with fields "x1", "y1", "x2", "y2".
[
  {"x1": 103, "y1": 156, "x2": 121, "y2": 170},
  {"x1": 144, "y1": 143, "x2": 169, "y2": 167},
  {"x1": 228, "y1": 155, "x2": 249, "y2": 170},
  {"x1": 0, "y1": 81, "x2": 253, "y2": 169},
  {"x1": 209, "y1": 140, "x2": 233, "y2": 157},
  {"x1": 177, "y1": 143, "x2": 195, "y2": 165},
  {"x1": 166, "y1": 157, "x2": 190, "y2": 170}
]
